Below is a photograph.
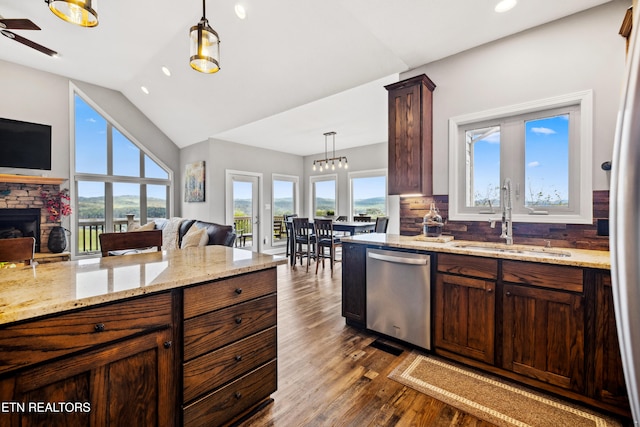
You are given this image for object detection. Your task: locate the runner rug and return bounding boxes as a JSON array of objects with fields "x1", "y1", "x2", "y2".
[{"x1": 388, "y1": 352, "x2": 622, "y2": 427}]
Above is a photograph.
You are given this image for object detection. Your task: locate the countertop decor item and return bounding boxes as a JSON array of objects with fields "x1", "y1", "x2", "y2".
[
  {"x1": 423, "y1": 202, "x2": 443, "y2": 237},
  {"x1": 40, "y1": 188, "x2": 72, "y2": 222}
]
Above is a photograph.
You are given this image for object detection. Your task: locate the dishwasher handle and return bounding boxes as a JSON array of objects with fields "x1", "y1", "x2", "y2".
[{"x1": 367, "y1": 251, "x2": 429, "y2": 265}]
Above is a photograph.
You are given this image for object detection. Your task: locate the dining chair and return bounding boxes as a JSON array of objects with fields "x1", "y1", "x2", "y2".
[
  {"x1": 292, "y1": 218, "x2": 316, "y2": 272},
  {"x1": 0, "y1": 237, "x2": 35, "y2": 266},
  {"x1": 314, "y1": 219, "x2": 341, "y2": 277},
  {"x1": 98, "y1": 230, "x2": 163, "y2": 257},
  {"x1": 335, "y1": 216, "x2": 348, "y2": 222},
  {"x1": 284, "y1": 220, "x2": 294, "y2": 265},
  {"x1": 374, "y1": 216, "x2": 389, "y2": 233},
  {"x1": 353, "y1": 216, "x2": 371, "y2": 222}
]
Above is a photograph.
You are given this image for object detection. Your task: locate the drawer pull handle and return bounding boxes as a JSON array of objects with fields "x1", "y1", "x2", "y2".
[
  {"x1": 506, "y1": 291, "x2": 512, "y2": 297},
  {"x1": 164, "y1": 341, "x2": 172, "y2": 349},
  {"x1": 234, "y1": 392, "x2": 242, "y2": 400},
  {"x1": 235, "y1": 317, "x2": 243, "y2": 324},
  {"x1": 235, "y1": 288, "x2": 243, "y2": 295},
  {"x1": 235, "y1": 355, "x2": 243, "y2": 362},
  {"x1": 94, "y1": 323, "x2": 105, "y2": 332},
  {"x1": 487, "y1": 288, "x2": 493, "y2": 293}
]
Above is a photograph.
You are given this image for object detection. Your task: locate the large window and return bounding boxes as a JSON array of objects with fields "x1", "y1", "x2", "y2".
[
  {"x1": 310, "y1": 175, "x2": 337, "y2": 217},
  {"x1": 349, "y1": 170, "x2": 387, "y2": 220},
  {"x1": 272, "y1": 174, "x2": 298, "y2": 245},
  {"x1": 73, "y1": 92, "x2": 172, "y2": 255},
  {"x1": 449, "y1": 91, "x2": 592, "y2": 224}
]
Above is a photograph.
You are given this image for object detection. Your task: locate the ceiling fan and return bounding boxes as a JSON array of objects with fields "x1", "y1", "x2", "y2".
[{"x1": 0, "y1": 15, "x2": 57, "y2": 57}]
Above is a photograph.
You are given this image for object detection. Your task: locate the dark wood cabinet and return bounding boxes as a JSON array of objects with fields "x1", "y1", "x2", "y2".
[
  {"x1": 502, "y1": 283, "x2": 585, "y2": 392},
  {"x1": 0, "y1": 294, "x2": 176, "y2": 427},
  {"x1": 341, "y1": 242, "x2": 367, "y2": 328},
  {"x1": 434, "y1": 254, "x2": 497, "y2": 364},
  {"x1": 385, "y1": 74, "x2": 436, "y2": 196},
  {"x1": 593, "y1": 271, "x2": 630, "y2": 410},
  {"x1": 182, "y1": 268, "x2": 278, "y2": 427},
  {"x1": 501, "y1": 261, "x2": 585, "y2": 392},
  {"x1": 434, "y1": 273, "x2": 496, "y2": 364}
]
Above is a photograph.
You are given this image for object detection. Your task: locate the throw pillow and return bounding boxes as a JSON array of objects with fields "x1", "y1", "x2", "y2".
[
  {"x1": 181, "y1": 225, "x2": 209, "y2": 248},
  {"x1": 131, "y1": 221, "x2": 155, "y2": 232}
]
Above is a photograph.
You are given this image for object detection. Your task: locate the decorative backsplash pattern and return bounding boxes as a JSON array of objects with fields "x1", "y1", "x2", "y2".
[{"x1": 400, "y1": 191, "x2": 610, "y2": 251}]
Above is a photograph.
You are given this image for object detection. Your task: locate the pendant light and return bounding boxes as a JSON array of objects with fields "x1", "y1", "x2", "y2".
[
  {"x1": 312, "y1": 132, "x2": 348, "y2": 172},
  {"x1": 190, "y1": 0, "x2": 220, "y2": 74},
  {"x1": 47, "y1": 0, "x2": 98, "y2": 27}
]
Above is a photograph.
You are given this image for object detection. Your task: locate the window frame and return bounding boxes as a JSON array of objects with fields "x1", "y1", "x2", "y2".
[
  {"x1": 271, "y1": 173, "x2": 299, "y2": 246},
  {"x1": 70, "y1": 85, "x2": 173, "y2": 256},
  {"x1": 448, "y1": 90, "x2": 593, "y2": 224},
  {"x1": 309, "y1": 174, "x2": 338, "y2": 218},
  {"x1": 348, "y1": 169, "x2": 388, "y2": 220}
]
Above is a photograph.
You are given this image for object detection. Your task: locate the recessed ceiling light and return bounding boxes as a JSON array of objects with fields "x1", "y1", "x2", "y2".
[
  {"x1": 141, "y1": 86, "x2": 149, "y2": 95},
  {"x1": 235, "y1": 4, "x2": 247, "y2": 20},
  {"x1": 495, "y1": 0, "x2": 517, "y2": 13},
  {"x1": 162, "y1": 66, "x2": 171, "y2": 76}
]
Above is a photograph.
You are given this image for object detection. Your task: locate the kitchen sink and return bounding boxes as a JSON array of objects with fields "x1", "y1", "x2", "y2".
[{"x1": 451, "y1": 241, "x2": 571, "y2": 258}]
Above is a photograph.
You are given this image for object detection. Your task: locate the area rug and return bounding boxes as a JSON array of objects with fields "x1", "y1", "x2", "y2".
[{"x1": 389, "y1": 352, "x2": 622, "y2": 427}]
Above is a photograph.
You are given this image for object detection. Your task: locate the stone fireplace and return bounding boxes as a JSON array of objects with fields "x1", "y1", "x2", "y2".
[
  {"x1": 0, "y1": 175, "x2": 67, "y2": 254},
  {"x1": 0, "y1": 208, "x2": 42, "y2": 252}
]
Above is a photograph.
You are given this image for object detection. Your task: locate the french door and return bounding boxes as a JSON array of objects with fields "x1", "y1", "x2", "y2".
[{"x1": 226, "y1": 171, "x2": 261, "y2": 252}]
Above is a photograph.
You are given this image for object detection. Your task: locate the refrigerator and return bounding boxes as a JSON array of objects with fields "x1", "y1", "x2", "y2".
[{"x1": 612, "y1": 7, "x2": 640, "y2": 425}]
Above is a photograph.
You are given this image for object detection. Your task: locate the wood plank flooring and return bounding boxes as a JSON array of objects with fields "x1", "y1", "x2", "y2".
[{"x1": 238, "y1": 262, "x2": 496, "y2": 427}]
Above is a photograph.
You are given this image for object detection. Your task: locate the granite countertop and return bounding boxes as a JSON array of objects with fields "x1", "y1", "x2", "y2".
[
  {"x1": 341, "y1": 233, "x2": 611, "y2": 270},
  {"x1": 0, "y1": 245, "x2": 287, "y2": 325}
]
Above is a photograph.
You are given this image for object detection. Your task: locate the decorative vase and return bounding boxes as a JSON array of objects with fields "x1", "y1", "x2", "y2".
[
  {"x1": 48, "y1": 226, "x2": 67, "y2": 253},
  {"x1": 423, "y1": 202, "x2": 443, "y2": 237}
]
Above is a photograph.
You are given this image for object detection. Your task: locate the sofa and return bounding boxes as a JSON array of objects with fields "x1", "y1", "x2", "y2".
[{"x1": 153, "y1": 218, "x2": 236, "y2": 248}]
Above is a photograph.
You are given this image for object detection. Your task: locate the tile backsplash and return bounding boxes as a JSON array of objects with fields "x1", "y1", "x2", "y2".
[{"x1": 400, "y1": 191, "x2": 609, "y2": 251}]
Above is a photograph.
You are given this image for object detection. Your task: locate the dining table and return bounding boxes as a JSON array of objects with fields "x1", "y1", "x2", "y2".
[{"x1": 286, "y1": 219, "x2": 376, "y2": 266}]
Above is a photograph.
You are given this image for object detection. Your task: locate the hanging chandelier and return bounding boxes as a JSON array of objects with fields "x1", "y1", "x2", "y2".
[
  {"x1": 47, "y1": 0, "x2": 98, "y2": 27},
  {"x1": 312, "y1": 132, "x2": 348, "y2": 172},
  {"x1": 190, "y1": 0, "x2": 220, "y2": 74}
]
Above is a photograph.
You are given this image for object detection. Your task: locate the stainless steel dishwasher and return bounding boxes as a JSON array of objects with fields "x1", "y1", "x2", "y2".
[{"x1": 366, "y1": 248, "x2": 431, "y2": 349}]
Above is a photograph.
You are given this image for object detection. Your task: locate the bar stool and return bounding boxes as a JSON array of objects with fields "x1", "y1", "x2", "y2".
[
  {"x1": 314, "y1": 219, "x2": 341, "y2": 277},
  {"x1": 293, "y1": 218, "x2": 316, "y2": 272}
]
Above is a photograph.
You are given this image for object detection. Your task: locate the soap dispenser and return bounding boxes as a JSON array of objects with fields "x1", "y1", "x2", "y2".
[{"x1": 423, "y1": 202, "x2": 443, "y2": 237}]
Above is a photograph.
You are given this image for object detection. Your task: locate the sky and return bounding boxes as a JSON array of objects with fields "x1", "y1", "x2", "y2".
[
  {"x1": 75, "y1": 95, "x2": 168, "y2": 200},
  {"x1": 471, "y1": 114, "x2": 569, "y2": 206}
]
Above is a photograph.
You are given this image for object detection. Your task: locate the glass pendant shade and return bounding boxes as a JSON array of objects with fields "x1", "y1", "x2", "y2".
[
  {"x1": 48, "y1": 0, "x2": 98, "y2": 27},
  {"x1": 190, "y1": 18, "x2": 220, "y2": 73}
]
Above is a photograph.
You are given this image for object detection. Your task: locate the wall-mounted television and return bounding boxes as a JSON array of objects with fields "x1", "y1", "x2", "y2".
[{"x1": 0, "y1": 117, "x2": 52, "y2": 171}]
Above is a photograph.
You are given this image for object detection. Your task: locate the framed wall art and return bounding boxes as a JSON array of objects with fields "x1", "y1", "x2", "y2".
[{"x1": 184, "y1": 161, "x2": 206, "y2": 202}]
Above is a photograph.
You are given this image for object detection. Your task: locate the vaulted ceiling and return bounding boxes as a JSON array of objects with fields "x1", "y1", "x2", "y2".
[{"x1": 0, "y1": 0, "x2": 613, "y2": 155}]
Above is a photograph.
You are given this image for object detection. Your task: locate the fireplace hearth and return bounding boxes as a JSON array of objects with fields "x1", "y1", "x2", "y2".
[{"x1": 0, "y1": 208, "x2": 41, "y2": 252}]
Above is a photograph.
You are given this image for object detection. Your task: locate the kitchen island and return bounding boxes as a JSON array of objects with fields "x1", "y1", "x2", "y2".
[
  {"x1": 341, "y1": 233, "x2": 629, "y2": 418},
  {"x1": 0, "y1": 245, "x2": 287, "y2": 427}
]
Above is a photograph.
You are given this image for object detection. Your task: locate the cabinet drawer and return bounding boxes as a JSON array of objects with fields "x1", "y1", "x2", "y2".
[
  {"x1": 0, "y1": 292, "x2": 172, "y2": 374},
  {"x1": 183, "y1": 326, "x2": 277, "y2": 403},
  {"x1": 184, "y1": 295, "x2": 276, "y2": 361},
  {"x1": 502, "y1": 260, "x2": 583, "y2": 293},
  {"x1": 183, "y1": 360, "x2": 277, "y2": 427},
  {"x1": 184, "y1": 268, "x2": 276, "y2": 319},
  {"x1": 437, "y1": 253, "x2": 497, "y2": 280}
]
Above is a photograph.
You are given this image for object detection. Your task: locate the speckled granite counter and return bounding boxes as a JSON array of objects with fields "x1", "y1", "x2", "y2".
[
  {"x1": 0, "y1": 245, "x2": 287, "y2": 325},
  {"x1": 341, "y1": 233, "x2": 611, "y2": 269}
]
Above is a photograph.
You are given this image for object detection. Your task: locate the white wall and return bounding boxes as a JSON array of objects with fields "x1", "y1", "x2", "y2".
[
  {"x1": 302, "y1": 142, "x2": 387, "y2": 217},
  {"x1": 0, "y1": 60, "x2": 182, "y2": 214},
  {"x1": 402, "y1": 0, "x2": 628, "y2": 194},
  {"x1": 180, "y1": 138, "x2": 304, "y2": 249},
  {"x1": 0, "y1": 60, "x2": 70, "y2": 180}
]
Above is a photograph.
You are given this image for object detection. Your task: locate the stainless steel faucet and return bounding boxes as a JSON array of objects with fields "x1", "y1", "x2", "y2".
[{"x1": 501, "y1": 178, "x2": 513, "y2": 245}]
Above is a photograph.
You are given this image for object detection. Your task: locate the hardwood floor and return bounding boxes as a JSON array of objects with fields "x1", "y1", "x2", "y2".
[{"x1": 237, "y1": 262, "x2": 496, "y2": 427}]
